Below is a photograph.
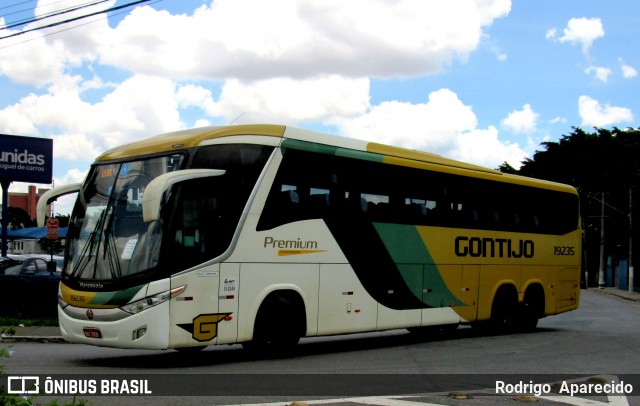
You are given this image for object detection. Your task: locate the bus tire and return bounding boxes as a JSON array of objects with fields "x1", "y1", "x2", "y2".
[
  {"x1": 516, "y1": 284, "x2": 544, "y2": 332},
  {"x1": 243, "y1": 291, "x2": 305, "y2": 357},
  {"x1": 488, "y1": 285, "x2": 518, "y2": 334},
  {"x1": 407, "y1": 324, "x2": 458, "y2": 335},
  {"x1": 175, "y1": 345, "x2": 207, "y2": 352}
]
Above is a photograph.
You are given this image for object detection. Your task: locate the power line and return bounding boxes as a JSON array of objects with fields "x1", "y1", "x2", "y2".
[
  {"x1": 1, "y1": 0, "x2": 111, "y2": 31},
  {"x1": 0, "y1": 0, "x2": 153, "y2": 42},
  {"x1": 0, "y1": 0, "x2": 163, "y2": 50},
  {"x1": 0, "y1": 0, "x2": 37, "y2": 13},
  {"x1": 1, "y1": 0, "x2": 68, "y2": 19}
]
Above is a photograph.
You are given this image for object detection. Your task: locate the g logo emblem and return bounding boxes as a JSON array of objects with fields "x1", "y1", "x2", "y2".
[{"x1": 178, "y1": 313, "x2": 230, "y2": 342}]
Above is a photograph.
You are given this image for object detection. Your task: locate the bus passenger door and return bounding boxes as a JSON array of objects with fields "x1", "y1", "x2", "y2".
[{"x1": 217, "y1": 263, "x2": 240, "y2": 344}]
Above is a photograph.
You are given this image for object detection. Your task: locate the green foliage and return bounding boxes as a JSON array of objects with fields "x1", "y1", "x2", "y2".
[
  {"x1": 42, "y1": 397, "x2": 88, "y2": 406},
  {"x1": 0, "y1": 326, "x2": 87, "y2": 406},
  {"x1": 496, "y1": 161, "x2": 518, "y2": 174},
  {"x1": 517, "y1": 126, "x2": 639, "y2": 287},
  {"x1": 37, "y1": 238, "x2": 64, "y2": 255},
  {"x1": 5, "y1": 207, "x2": 36, "y2": 230},
  {"x1": 519, "y1": 127, "x2": 640, "y2": 191},
  {"x1": 0, "y1": 326, "x2": 32, "y2": 406}
]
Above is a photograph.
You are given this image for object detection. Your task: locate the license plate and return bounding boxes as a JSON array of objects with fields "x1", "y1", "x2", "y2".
[{"x1": 83, "y1": 327, "x2": 102, "y2": 338}]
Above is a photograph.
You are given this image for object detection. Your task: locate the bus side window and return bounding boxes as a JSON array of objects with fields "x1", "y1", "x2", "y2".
[{"x1": 307, "y1": 188, "x2": 330, "y2": 217}]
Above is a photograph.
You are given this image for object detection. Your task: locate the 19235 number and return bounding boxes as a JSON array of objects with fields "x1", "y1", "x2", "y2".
[{"x1": 554, "y1": 246, "x2": 575, "y2": 256}]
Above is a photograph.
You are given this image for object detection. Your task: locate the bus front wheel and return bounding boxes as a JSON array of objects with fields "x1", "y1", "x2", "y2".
[{"x1": 243, "y1": 292, "x2": 305, "y2": 357}]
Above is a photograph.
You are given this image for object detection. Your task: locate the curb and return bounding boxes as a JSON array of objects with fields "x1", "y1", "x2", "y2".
[
  {"x1": 591, "y1": 287, "x2": 640, "y2": 302},
  {"x1": 2, "y1": 336, "x2": 67, "y2": 343}
]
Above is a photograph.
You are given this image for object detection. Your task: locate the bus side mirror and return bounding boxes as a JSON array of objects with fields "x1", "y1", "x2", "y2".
[
  {"x1": 142, "y1": 169, "x2": 225, "y2": 223},
  {"x1": 37, "y1": 183, "x2": 82, "y2": 227}
]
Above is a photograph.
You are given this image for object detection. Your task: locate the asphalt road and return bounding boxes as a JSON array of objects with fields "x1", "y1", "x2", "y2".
[{"x1": 2, "y1": 289, "x2": 640, "y2": 405}]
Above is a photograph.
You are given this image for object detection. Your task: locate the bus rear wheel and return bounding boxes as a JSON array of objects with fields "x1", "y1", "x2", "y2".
[
  {"x1": 485, "y1": 285, "x2": 519, "y2": 334},
  {"x1": 516, "y1": 284, "x2": 545, "y2": 332}
]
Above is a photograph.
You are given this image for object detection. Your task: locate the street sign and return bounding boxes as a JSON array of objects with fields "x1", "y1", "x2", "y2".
[{"x1": 46, "y1": 218, "x2": 59, "y2": 240}]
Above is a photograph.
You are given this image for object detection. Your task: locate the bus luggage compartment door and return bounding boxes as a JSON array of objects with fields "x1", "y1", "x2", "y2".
[{"x1": 555, "y1": 266, "x2": 580, "y2": 312}]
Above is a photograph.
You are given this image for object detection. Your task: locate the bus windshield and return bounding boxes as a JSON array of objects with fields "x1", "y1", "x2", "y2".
[
  {"x1": 64, "y1": 143, "x2": 275, "y2": 289},
  {"x1": 66, "y1": 154, "x2": 185, "y2": 285}
]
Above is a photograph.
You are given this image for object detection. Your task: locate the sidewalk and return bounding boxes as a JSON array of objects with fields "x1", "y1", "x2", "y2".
[
  {"x1": 1, "y1": 287, "x2": 639, "y2": 343},
  {"x1": 593, "y1": 286, "x2": 640, "y2": 302}
]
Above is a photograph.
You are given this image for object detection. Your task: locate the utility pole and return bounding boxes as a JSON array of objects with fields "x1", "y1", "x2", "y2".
[
  {"x1": 1, "y1": 180, "x2": 10, "y2": 257},
  {"x1": 629, "y1": 187, "x2": 634, "y2": 293},
  {"x1": 598, "y1": 192, "x2": 606, "y2": 288}
]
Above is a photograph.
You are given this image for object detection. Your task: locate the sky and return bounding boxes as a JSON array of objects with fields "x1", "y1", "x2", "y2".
[{"x1": 0, "y1": 0, "x2": 639, "y2": 215}]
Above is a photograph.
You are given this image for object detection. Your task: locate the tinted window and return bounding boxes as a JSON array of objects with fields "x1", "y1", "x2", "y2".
[{"x1": 258, "y1": 147, "x2": 579, "y2": 235}]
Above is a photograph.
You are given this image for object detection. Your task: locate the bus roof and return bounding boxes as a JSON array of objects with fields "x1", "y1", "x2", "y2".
[{"x1": 96, "y1": 124, "x2": 576, "y2": 195}]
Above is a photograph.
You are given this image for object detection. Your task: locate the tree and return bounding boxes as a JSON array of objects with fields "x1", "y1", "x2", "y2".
[
  {"x1": 5, "y1": 207, "x2": 36, "y2": 229},
  {"x1": 496, "y1": 161, "x2": 518, "y2": 174},
  {"x1": 518, "y1": 127, "x2": 640, "y2": 287}
]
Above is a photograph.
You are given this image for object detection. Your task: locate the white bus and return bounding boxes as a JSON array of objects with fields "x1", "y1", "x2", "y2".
[{"x1": 38, "y1": 124, "x2": 581, "y2": 351}]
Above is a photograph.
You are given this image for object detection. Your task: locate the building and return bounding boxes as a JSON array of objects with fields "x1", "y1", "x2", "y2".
[
  {"x1": 1, "y1": 185, "x2": 54, "y2": 255},
  {"x1": 8, "y1": 185, "x2": 51, "y2": 221}
]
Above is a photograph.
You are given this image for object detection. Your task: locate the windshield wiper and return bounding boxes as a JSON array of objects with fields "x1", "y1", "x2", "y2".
[
  {"x1": 102, "y1": 205, "x2": 123, "y2": 279},
  {"x1": 73, "y1": 206, "x2": 108, "y2": 278}
]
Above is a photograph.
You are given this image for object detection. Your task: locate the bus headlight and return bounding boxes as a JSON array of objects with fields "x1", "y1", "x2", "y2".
[{"x1": 120, "y1": 285, "x2": 186, "y2": 315}]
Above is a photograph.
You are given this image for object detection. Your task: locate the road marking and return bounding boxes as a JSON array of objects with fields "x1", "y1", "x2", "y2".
[
  {"x1": 333, "y1": 396, "x2": 443, "y2": 406},
  {"x1": 538, "y1": 395, "x2": 629, "y2": 406},
  {"x1": 241, "y1": 396, "x2": 444, "y2": 406}
]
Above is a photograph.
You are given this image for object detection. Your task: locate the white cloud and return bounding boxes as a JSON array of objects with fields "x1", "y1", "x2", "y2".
[
  {"x1": 501, "y1": 104, "x2": 539, "y2": 134},
  {"x1": 0, "y1": 74, "x2": 187, "y2": 161},
  {"x1": 578, "y1": 95, "x2": 633, "y2": 127},
  {"x1": 619, "y1": 59, "x2": 637, "y2": 79},
  {"x1": 49, "y1": 168, "x2": 87, "y2": 215},
  {"x1": 457, "y1": 126, "x2": 526, "y2": 168},
  {"x1": 206, "y1": 76, "x2": 370, "y2": 123},
  {"x1": 0, "y1": 0, "x2": 114, "y2": 86},
  {"x1": 53, "y1": 134, "x2": 101, "y2": 161},
  {"x1": 0, "y1": 38, "x2": 67, "y2": 85},
  {"x1": 0, "y1": 0, "x2": 527, "y2": 204},
  {"x1": 333, "y1": 88, "x2": 527, "y2": 168},
  {"x1": 548, "y1": 17, "x2": 604, "y2": 55},
  {"x1": 549, "y1": 116, "x2": 567, "y2": 125},
  {"x1": 56, "y1": 168, "x2": 87, "y2": 186},
  {"x1": 545, "y1": 28, "x2": 557, "y2": 40},
  {"x1": 95, "y1": 0, "x2": 510, "y2": 80},
  {"x1": 585, "y1": 66, "x2": 612, "y2": 83}
]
